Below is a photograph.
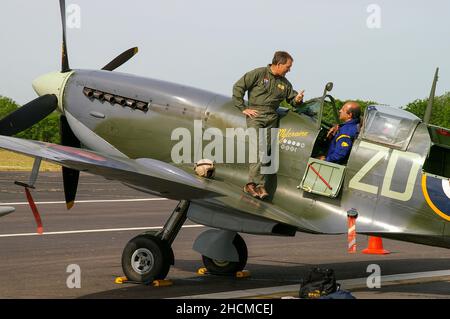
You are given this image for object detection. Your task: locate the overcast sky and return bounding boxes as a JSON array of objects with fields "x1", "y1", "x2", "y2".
[{"x1": 1, "y1": 0, "x2": 449, "y2": 107}]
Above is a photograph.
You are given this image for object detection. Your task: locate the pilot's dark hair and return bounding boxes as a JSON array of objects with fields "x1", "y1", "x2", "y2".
[
  {"x1": 272, "y1": 51, "x2": 293, "y2": 65},
  {"x1": 348, "y1": 105, "x2": 361, "y2": 120}
]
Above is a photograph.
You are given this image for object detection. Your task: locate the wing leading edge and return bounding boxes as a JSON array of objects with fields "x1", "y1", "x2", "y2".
[
  {"x1": 0, "y1": 136, "x2": 219, "y2": 200},
  {"x1": 0, "y1": 135, "x2": 320, "y2": 233}
]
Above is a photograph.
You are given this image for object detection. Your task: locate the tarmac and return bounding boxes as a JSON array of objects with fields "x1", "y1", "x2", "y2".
[{"x1": 0, "y1": 172, "x2": 449, "y2": 299}]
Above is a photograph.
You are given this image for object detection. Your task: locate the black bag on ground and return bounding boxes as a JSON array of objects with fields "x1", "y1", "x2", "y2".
[{"x1": 299, "y1": 267, "x2": 338, "y2": 299}]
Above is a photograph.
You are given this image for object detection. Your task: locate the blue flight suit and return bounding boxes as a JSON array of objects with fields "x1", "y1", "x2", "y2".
[{"x1": 326, "y1": 119, "x2": 359, "y2": 164}]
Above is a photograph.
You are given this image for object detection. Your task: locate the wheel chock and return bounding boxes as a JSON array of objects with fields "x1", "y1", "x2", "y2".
[
  {"x1": 152, "y1": 279, "x2": 173, "y2": 287},
  {"x1": 115, "y1": 276, "x2": 173, "y2": 287},
  {"x1": 115, "y1": 276, "x2": 128, "y2": 284},
  {"x1": 197, "y1": 267, "x2": 208, "y2": 275},
  {"x1": 196, "y1": 268, "x2": 251, "y2": 278},
  {"x1": 236, "y1": 270, "x2": 251, "y2": 278}
]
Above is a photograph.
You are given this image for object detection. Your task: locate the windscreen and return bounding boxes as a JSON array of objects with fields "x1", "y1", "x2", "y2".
[{"x1": 296, "y1": 98, "x2": 322, "y2": 121}]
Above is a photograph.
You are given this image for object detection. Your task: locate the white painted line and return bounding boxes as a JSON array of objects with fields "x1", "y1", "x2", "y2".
[
  {"x1": 0, "y1": 224, "x2": 204, "y2": 238},
  {"x1": 171, "y1": 269, "x2": 450, "y2": 299},
  {"x1": 377, "y1": 269, "x2": 450, "y2": 283},
  {"x1": 0, "y1": 198, "x2": 169, "y2": 206}
]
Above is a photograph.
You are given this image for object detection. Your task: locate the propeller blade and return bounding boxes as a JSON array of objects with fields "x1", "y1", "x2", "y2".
[
  {"x1": 59, "y1": 0, "x2": 70, "y2": 72},
  {"x1": 62, "y1": 167, "x2": 79, "y2": 210},
  {"x1": 60, "y1": 115, "x2": 80, "y2": 209},
  {"x1": 0, "y1": 94, "x2": 58, "y2": 136},
  {"x1": 101, "y1": 47, "x2": 139, "y2": 71}
]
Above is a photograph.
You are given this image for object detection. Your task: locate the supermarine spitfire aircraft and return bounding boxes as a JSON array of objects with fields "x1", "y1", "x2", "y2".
[{"x1": 0, "y1": 1, "x2": 449, "y2": 283}]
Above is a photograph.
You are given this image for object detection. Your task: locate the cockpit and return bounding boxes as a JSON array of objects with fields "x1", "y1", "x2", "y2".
[
  {"x1": 292, "y1": 83, "x2": 351, "y2": 198},
  {"x1": 360, "y1": 105, "x2": 420, "y2": 150},
  {"x1": 292, "y1": 84, "x2": 429, "y2": 198}
]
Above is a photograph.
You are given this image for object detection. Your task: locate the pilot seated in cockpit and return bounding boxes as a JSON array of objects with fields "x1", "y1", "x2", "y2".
[{"x1": 318, "y1": 101, "x2": 361, "y2": 165}]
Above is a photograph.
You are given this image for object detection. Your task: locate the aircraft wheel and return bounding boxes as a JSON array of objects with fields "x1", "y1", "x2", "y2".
[
  {"x1": 121, "y1": 235, "x2": 172, "y2": 283},
  {"x1": 202, "y1": 234, "x2": 248, "y2": 275}
]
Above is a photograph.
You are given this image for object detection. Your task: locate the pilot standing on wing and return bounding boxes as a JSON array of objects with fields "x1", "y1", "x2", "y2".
[
  {"x1": 319, "y1": 101, "x2": 361, "y2": 164},
  {"x1": 233, "y1": 51, "x2": 304, "y2": 200}
]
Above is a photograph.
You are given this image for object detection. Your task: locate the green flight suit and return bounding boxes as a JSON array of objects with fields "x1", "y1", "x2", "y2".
[{"x1": 232, "y1": 65, "x2": 302, "y2": 186}]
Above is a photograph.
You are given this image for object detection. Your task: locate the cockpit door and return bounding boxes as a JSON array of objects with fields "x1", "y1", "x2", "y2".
[{"x1": 299, "y1": 158, "x2": 346, "y2": 198}]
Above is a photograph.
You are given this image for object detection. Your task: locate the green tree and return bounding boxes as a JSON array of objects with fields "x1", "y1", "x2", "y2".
[
  {"x1": 0, "y1": 96, "x2": 19, "y2": 118},
  {"x1": 0, "y1": 95, "x2": 60, "y2": 143},
  {"x1": 402, "y1": 92, "x2": 450, "y2": 128}
]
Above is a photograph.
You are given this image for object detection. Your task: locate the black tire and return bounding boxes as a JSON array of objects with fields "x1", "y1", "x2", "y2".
[
  {"x1": 202, "y1": 234, "x2": 248, "y2": 275},
  {"x1": 121, "y1": 235, "x2": 172, "y2": 283}
]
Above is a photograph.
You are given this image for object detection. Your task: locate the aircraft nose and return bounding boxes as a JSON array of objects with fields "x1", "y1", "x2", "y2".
[{"x1": 32, "y1": 71, "x2": 73, "y2": 110}]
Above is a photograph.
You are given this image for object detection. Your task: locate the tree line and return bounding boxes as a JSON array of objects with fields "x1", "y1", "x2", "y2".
[
  {"x1": 0, "y1": 92, "x2": 448, "y2": 143},
  {"x1": 0, "y1": 96, "x2": 61, "y2": 143}
]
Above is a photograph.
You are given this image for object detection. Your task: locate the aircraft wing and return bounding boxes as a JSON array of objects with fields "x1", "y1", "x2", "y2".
[
  {"x1": 0, "y1": 136, "x2": 320, "y2": 233},
  {"x1": 0, "y1": 135, "x2": 220, "y2": 199}
]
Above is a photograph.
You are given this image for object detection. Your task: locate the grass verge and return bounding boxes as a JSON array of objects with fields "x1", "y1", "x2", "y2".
[{"x1": 0, "y1": 150, "x2": 60, "y2": 172}]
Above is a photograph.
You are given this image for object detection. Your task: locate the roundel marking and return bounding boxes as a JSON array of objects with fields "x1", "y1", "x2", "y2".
[{"x1": 421, "y1": 174, "x2": 450, "y2": 221}]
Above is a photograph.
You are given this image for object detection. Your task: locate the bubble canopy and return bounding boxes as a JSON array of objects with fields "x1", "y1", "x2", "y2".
[{"x1": 361, "y1": 105, "x2": 421, "y2": 150}]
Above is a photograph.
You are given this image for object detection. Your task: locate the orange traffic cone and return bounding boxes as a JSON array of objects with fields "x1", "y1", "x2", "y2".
[{"x1": 362, "y1": 236, "x2": 390, "y2": 255}]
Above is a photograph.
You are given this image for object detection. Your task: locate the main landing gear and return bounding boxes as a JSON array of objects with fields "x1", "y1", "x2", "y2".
[
  {"x1": 199, "y1": 232, "x2": 247, "y2": 275},
  {"x1": 121, "y1": 200, "x2": 249, "y2": 283},
  {"x1": 121, "y1": 200, "x2": 189, "y2": 283}
]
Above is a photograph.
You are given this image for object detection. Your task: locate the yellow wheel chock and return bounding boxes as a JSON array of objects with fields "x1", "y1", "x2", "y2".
[
  {"x1": 196, "y1": 268, "x2": 251, "y2": 278},
  {"x1": 114, "y1": 276, "x2": 173, "y2": 287}
]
